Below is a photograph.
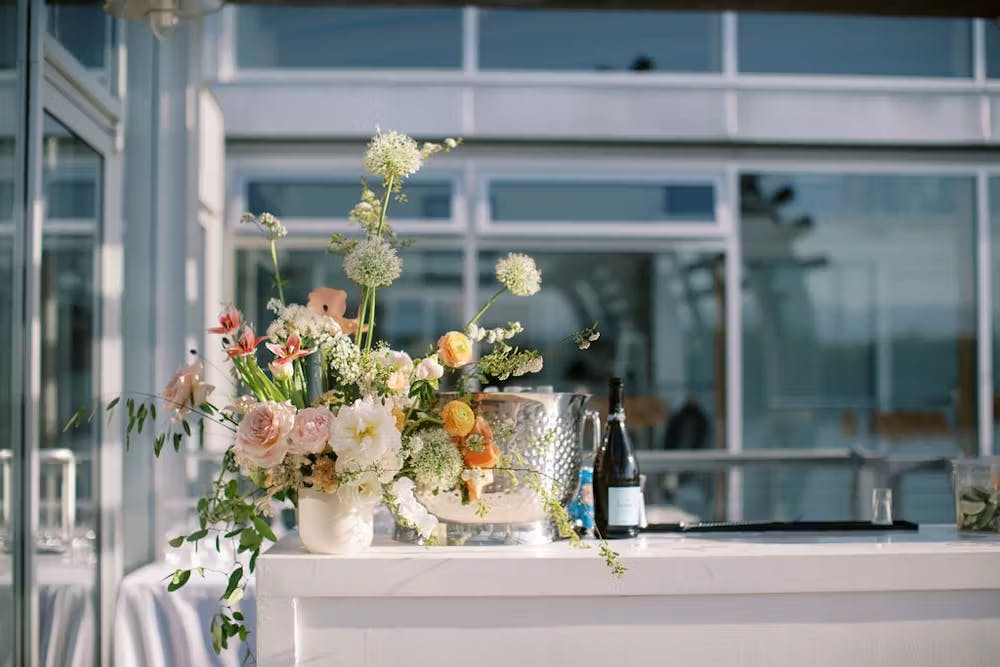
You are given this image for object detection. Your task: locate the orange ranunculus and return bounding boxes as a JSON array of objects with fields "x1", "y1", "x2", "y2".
[
  {"x1": 462, "y1": 441, "x2": 501, "y2": 469},
  {"x1": 307, "y1": 287, "x2": 361, "y2": 336},
  {"x1": 436, "y1": 331, "x2": 473, "y2": 368},
  {"x1": 441, "y1": 400, "x2": 476, "y2": 438}
]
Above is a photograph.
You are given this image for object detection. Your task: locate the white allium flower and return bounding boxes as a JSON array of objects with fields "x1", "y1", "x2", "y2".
[
  {"x1": 344, "y1": 238, "x2": 403, "y2": 288},
  {"x1": 495, "y1": 252, "x2": 541, "y2": 297},
  {"x1": 411, "y1": 428, "x2": 463, "y2": 492},
  {"x1": 362, "y1": 129, "x2": 424, "y2": 181},
  {"x1": 329, "y1": 396, "x2": 402, "y2": 473},
  {"x1": 391, "y1": 477, "x2": 438, "y2": 538}
]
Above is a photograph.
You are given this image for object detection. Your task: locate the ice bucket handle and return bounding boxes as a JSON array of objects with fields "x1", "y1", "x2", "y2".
[{"x1": 584, "y1": 410, "x2": 601, "y2": 458}]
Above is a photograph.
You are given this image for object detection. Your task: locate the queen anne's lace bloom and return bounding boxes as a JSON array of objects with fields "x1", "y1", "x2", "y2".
[
  {"x1": 362, "y1": 129, "x2": 423, "y2": 181},
  {"x1": 344, "y1": 238, "x2": 403, "y2": 288},
  {"x1": 495, "y1": 253, "x2": 541, "y2": 296},
  {"x1": 411, "y1": 428, "x2": 463, "y2": 492}
]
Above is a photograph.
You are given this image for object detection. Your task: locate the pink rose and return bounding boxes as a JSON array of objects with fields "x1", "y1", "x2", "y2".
[
  {"x1": 233, "y1": 401, "x2": 296, "y2": 469},
  {"x1": 287, "y1": 407, "x2": 335, "y2": 455},
  {"x1": 163, "y1": 362, "x2": 214, "y2": 421}
]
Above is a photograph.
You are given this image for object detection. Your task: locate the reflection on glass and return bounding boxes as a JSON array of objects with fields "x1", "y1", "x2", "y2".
[
  {"x1": 477, "y1": 249, "x2": 726, "y2": 520},
  {"x1": 0, "y1": 5, "x2": 16, "y2": 664},
  {"x1": 741, "y1": 172, "x2": 977, "y2": 522},
  {"x1": 235, "y1": 7, "x2": 462, "y2": 68},
  {"x1": 992, "y1": 178, "x2": 999, "y2": 449},
  {"x1": 489, "y1": 182, "x2": 716, "y2": 223},
  {"x1": 738, "y1": 14, "x2": 972, "y2": 77},
  {"x1": 46, "y1": 1, "x2": 113, "y2": 88},
  {"x1": 235, "y1": 247, "x2": 463, "y2": 357},
  {"x1": 247, "y1": 179, "x2": 452, "y2": 220},
  {"x1": 38, "y1": 114, "x2": 101, "y2": 666},
  {"x1": 480, "y1": 10, "x2": 721, "y2": 72},
  {"x1": 987, "y1": 21, "x2": 1000, "y2": 78}
]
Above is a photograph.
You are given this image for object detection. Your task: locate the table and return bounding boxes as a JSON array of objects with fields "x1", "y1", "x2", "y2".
[
  {"x1": 114, "y1": 562, "x2": 256, "y2": 667},
  {"x1": 0, "y1": 556, "x2": 95, "y2": 667},
  {"x1": 257, "y1": 526, "x2": 1000, "y2": 667}
]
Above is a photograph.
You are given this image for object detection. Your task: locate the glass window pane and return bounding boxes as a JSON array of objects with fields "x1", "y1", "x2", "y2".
[
  {"x1": 992, "y1": 177, "x2": 999, "y2": 450},
  {"x1": 0, "y1": 4, "x2": 17, "y2": 664},
  {"x1": 479, "y1": 10, "x2": 721, "y2": 72},
  {"x1": 38, "y1": 114, "x2": 100, "y2": 666},
  {"x1": 987, "y1": 21, "x2": 1000, "y2": 78},
  {"x1": 477, "y1": 249, "x2": 726, "y2": 522},
  {"x1": 247, "y1": 179, "x2": 452, "y2": 220},
  {"x1": 738, "y1": 14, "x2": 973, "y2": 77},
  {"x1": 235, "y1": 7, "x2": 462, "y2": 69},
  {"x1": 741, "y1": 172, "x2": 977, "y2": 524},
  {"x1": 45, "y1": 1, "x2": 113, "y2": 88},
  {"x1": 236, "y1": 248, "x2": 463, "y2": 356},
  {"x1": 490, "y1": 182, "x2": 715, "y2": 223}
]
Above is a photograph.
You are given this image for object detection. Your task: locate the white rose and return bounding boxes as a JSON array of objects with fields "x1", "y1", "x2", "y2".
[
  {"x1": 233, "y1": 401, "x2": 296, "y2": 469},
  {"x1": 287, "y1": 407, "x2": 335, "y2": 455},
  {"x1": 415, "y1": 355, "x2": 444, "y2": 382}
]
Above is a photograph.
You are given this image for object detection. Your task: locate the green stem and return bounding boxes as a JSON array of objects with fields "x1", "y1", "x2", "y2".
[
  {"x1": 465, "y1": 287, "x2": 507, "y2": 330},
  {"x1": 269, "y1": 238, "x2": 285, "y2": 305},
  {"x1": 354, "y1": 287, "x2": 370, "y2": 346},
  {"x1": 375, "y1": 174, "x2": 395, "y2": 238},
  {"x1": 365, "y1": 289, "x2": 377, "y2": 350}
]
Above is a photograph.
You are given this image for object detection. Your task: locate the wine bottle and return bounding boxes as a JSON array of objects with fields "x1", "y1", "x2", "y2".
[{"x1": 593, "y1": 377, "x2": 641, "y2": 539}]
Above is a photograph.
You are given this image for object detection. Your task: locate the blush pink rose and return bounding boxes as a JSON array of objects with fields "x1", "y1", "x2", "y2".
[
  {"x1": 287, "y1": 407, "x2": 335, "y2": 455},
  {"x1": 234, "y1": 401, "x2": 296, "y2": 469},
  {"x1": 162, "y1": 362, "x2": 214, "y2": 421}
]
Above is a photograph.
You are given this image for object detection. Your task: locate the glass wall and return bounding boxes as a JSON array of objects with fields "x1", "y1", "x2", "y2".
[
  {"x1": 475, "y1": 248, "x2": 726, "y2": 520},
  {"x1": 738, "y1": 14, "x2": 973, "y2": 77},
  {"x1": 37, "y1": 114, "x2": 101, "y2": 665},
  {"x1": 479, "y1": 10, "x2": 721, "y2": 72},
  {"x1": 993, "y1": 177, "x2": 1000, "y2": 449},
  {"x1": 235, "y1": 6, "x2": 463, "y2": 69},
  {"x1": 741, "y1": 172, "x2": 977, "y2": 521},
  {"x1": 0, "y1": 3, "x2": 19, "y2": 663}
]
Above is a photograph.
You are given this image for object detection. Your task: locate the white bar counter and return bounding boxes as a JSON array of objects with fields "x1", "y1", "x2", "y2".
[{"x1": 257, "y1": 526, "x2": 1000, "y2": 667}]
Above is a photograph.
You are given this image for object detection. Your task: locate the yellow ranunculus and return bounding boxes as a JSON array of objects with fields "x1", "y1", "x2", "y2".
[
  {"x1": 436, "y1": 331, "x2": 473, "y2": 368},
  {"x1": 441, "y1": 400, "x2": 476, "y2": 438}
]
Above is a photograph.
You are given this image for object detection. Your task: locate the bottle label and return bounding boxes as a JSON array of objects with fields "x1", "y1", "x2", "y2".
[{"x1": 607, "y1": 486, "x2": 641, "y2": 527}]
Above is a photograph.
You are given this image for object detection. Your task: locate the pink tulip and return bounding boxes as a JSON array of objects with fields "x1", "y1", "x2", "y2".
[
  {"x1": 227, "y1": 326, "x2": 268, "y2": 359},
  {"x1": 209, "y1": 304, "x2": 242, "y2": 335},
  {"x1": 266, "y1": 333, "x2": 316, "y2": 367}
]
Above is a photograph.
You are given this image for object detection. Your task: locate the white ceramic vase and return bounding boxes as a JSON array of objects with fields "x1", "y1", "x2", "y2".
[{"x1": 297, "y1": 487, "x2": 374, "y2": 554}]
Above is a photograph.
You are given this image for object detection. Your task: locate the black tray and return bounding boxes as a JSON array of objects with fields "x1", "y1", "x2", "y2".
[{"x1": 641, "y1": 520, "x2": 919, "y2": 533}]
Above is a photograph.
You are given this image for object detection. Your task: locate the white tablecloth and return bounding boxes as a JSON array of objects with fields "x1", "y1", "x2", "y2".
[
  {"x1": 114, "y1": 562, "x2": 256, "y2": 667},
  {"x1": 0, "y1": 555, "x2": 95, "y2": 667}
]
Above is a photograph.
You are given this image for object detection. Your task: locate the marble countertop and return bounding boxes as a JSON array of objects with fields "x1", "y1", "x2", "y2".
[{"x1": 257, "y1": 525, "x2": 1000, "y2": 599}]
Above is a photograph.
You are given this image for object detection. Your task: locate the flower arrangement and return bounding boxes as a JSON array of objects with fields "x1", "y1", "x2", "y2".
[{"x1": 84, "y1": 130, "x2": 619, "y2": 655}]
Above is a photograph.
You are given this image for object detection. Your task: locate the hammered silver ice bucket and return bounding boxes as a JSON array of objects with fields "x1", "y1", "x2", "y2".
[{"x1": 414, "y1": 392, "x2": 595, "y2": 544}]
